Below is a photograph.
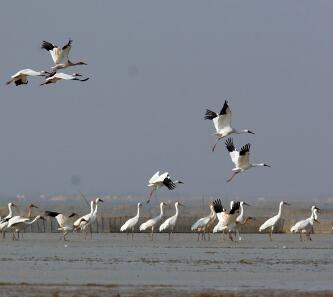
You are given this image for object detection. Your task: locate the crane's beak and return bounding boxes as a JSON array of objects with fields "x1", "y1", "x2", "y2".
[
  {"x1": 243, "y1": 202, "x2": 250, "y2": 206},
  {"x1": 248, "y1": 130, "x2": 255, "y2": 134},
  {"x1": 178, "y1": 202, "x2": 184, "y2": 207},
  {"x1": 314, "y1": 219, "x2": 320, "y2": 223},
  {"x1": 284, "y1": 202, "x2": 291, "y2": 206}
]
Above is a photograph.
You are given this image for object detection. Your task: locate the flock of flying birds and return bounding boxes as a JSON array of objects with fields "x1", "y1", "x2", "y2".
[
  {"x1": 6, "y1": 39, "x2": 89, "y2": 86},
  {"x1": 1, "y1": 39, "x2": 323, "y2": 242}
]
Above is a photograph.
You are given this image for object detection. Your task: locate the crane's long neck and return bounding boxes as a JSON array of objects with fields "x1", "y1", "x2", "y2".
[
  {"x1": 159, "y1": 204, "x2": 164, "y2": 218},
  {"x1": 136, "y1": 205, "x2": 141, "y2": 218},
  {"x1": 8, "y1": 204, "x2": 13, "y2": 217},
  {"x1": 28, "y1": 216, "x2": 40, "y2": 225},
  {"x1": 277, "y1": 203, "x2": 283, "y2": 217},
  {"x1": 90, "y1": 202, "x2": 94, "y2": 215},
  {"x1": 93, "y1": 203, "x2": 99, "y2": 216},
  {"x1": 175, "y1": 204, "x2": 180, "y2": 217},
  {"x1": 27, "y1": 206, "x2": 32, "y2": 219},
  {"x1": 310, "y1": 208, "x2": 318, "y2": 221}
]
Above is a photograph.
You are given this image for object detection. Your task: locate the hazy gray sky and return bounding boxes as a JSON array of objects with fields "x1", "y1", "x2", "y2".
[{"x1": 1, "y1": 1, "x2": 333, "y2": 199}]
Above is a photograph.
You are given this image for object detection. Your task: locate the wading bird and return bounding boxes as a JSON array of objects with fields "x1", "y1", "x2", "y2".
[
  {"x1": 259, "y1": 201, "x2": 290, "y2": 241},
  {"x1": 147, "y1": 171, "x2": 183, "y2": 203},
  {"x1": 40, "y1": 72, "x2": 89, "y2": 85},
  {"x1": 191, "y1": 202, "x2": 217, "y2": 240},
  {"x1": 0, "y1": 203, "x2": 17, "y2": 238},
  {"x1": 140, "y1": 202, "x2": 167, "y2": 240},
  {"x1": 204, "y1": 100, "x2": 254, "y2": 152},
  {"x1": 212, "y1": 200, "x2": 241, "y2": 241},
  {"x1": 44, "y1": 211, "x2": 79, "y2": 241},
  {"x1": 7, "y1": 204, "x2": 39, "y2": 239},
  {"x1": 225, "y1": 138, "x2": 270, "y2": 182},
  {"x1": 73, "y1": 200, "x2": 95, "y2": 237},
  {"x1": 120, "y1": 202, "x2": 143, "y2": 239},
  {"x1": 159, "y1": 201, "x2": 184, "y2": 240},
  {"x1": 8, "y1": 215, "x2": 45, "y2": 240},
  {"x1": 41, "y1": 39, "x2": 87, "y2": 70},
  {"x1": 6, "y1": 69, "x2": 49, "y2": 86},
  {"x1": 290, "y1": 206, "x2": 320, "y2": 241}
]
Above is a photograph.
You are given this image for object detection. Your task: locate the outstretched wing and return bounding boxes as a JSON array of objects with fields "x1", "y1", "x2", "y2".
[
  {"x1": 229, "y1": 201, "x2": 240, "y2": 214},
  {"x1": 215, "y1": 100, "x2": 232, "y2": 132},
  {"x1": 59, "y1": 39, "x2": 72, "y2": 64},
  {"x1": 163, "y1": 176, "x2": 176, "y2": 190},
  {"x1": 212, "y1": 199, "x2": 224, "y2": 214},
  {"x1": 225, "y1": 138, "x2": 239, "y2": 167},
  {"x1": 148, "y1": 171, "x2": 160, "y2": 184},
  {"x1": 204, "y1": 109, "x2": 218, "y2": 120},
  {"x1": 238, "y1": 143, "x2": 250, "y2": 168},
  {"x1": 41, "y1": 41, "x2": 60, "y2": 64}
]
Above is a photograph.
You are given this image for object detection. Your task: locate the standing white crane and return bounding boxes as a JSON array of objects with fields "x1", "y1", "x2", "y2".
[
  {"x1": 227, "y1": 201, "x2": 251, "y2": 241},
  {"x1": 7, "y1": 204, "x2": 39, "y2": 239},
  {"x1": 73, "y1": 200, "x2": 95, "y2": 238},
  {"x1": 44, "y1": 211, "x2": 79, "y2": 241},
  {"x1": 88, "y1": 197, "x2": 104, "y2": 239},
  {"x1": 6, "y1": 69, "x2": 49, "y2": 86},
  {"x1": 139, "y1": 202, "x2": 167, "y2": 240},
  {"x1": 191, "y1": 202, "x2": 218, "y2": 240},
  {"x1": 159, "y1": 201, "x2": 184, "y2": 240},
  {"x1": 0, "y1": 203, "x2": 17, "y2": 238},
  {"x1": 225, "y1": 138, "x2": 270, "y2": 182},
  {"x1": 120, "y1": 202, "x2": 143, "y2": 239},
  {"x1": 41, "y1": 39, "x2": 87, "y2": 70},
  {"x1": 40, "y1": 72, "x2": 89, "y2": 85},
  {"x1": 259, "y1": 201, "x2": 290, "y2": 241},
  {"x1": 8, "y1": 215, "x2": 45, "y2": 240},
  {"x1": 204, "y1": 100, "x2": 255, "y2": 152},
  {"x1": 147, "y1": 171, "x2": 183, "y2": 203},
  {"x1": 290, "y1": 206, "x2": 320, "y2": 241}
]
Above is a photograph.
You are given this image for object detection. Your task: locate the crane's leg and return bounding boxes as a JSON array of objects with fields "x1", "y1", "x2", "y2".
[
  {"x1": 299, "y1": 232, "x2": 302, "y2": 242},
  {"x1": 147, "y1": 189, "x2": 155, "y2": 204},
  {"x1": 197, "y1": 233, "x2": 200, "y2": 241},
  {"x1": 212, "y1": 137, "x2": 222, "y2": 152},
  {"x1": 126, "y1": 232, "x2": 129, "y2": 240},
  {"x1": 12, "y1": 231, "x2": 16, "y2": 241},
  {"x1": 64, "y1": 231, "x2": 69, "y2": 241},
  {"x1": 227, "y1": 171, "x2": 239, "y2": 183},
  {"x1": 269, "y1": 229, "x2": 272, "y2": 241},
  {"x1": 228, "y1": 231, "x2": 234, "y2": 241},
  {"x1": 131, "y1": 229, "x2": 134, "y2": 240},
  {"x1": 151, "y1": 227, "x2": 154, "y2": 241}
]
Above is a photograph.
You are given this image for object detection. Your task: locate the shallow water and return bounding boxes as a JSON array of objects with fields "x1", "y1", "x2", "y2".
[{"x1": 0, "y1": 233, "x2": 332, "y2": 294}]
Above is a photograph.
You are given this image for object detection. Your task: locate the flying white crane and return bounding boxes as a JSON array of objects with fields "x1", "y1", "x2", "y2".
[
  {"x1": 120, "y1": 202, "x2": 143, "y2": 239},
  {"x1": 159, "y1": 201, "x2": 184, "y2": 240},
  {"x1": 44, "y1": 211, "x2": 79, "y2": 241},
  {"x1": 225, "y1": 138, "x2": 271, "y2": 182},
  {"x1": 290, "y1": 206, "x2": 320, "y2": 241},
  {"x1": 191, "y1": 202, "x2": 218, "y2": 240},
  {"x1": 204, "y1": 100, "x2": 255, "y2": 152},
  {"x1": 8, "y1": 215, "x2": 45, "y2": 240},
  {"x1": 40, "y1": 72, "x2": 89, "y2": 85},
  {"x1": 259, "y1": 201, "x2": 290, "y2": 241},
  {"x1": 147, "y1": 171, "x2": 183, "y2": 203},
  {"x1": 41, "y1": 39, "x2": 87, "y2": 70},
  {"x1": 139, "y1": 202, "x2": 167, "y2": 240},
  {"x1": 6, "y1": 69, "x2": 49, "y2": 86},
  {"x1": 0, "y1": 203, "x2": 17, "y2": 238}
]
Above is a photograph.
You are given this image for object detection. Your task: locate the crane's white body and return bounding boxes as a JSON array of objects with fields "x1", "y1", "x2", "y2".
[
  {"x1": 6, "y1": 69, "x2": 46, "y2": 86},
  {"x1": 205, "y1": 101, "x2": 254, "y2": 151},
  {"x1": 41, "y1": 72, "x2": 89, "y2": 85},
  {"x1": 290, "y1": 207, "x2": 319, "y2": 241},
  {"x1": 41, "y1": 40, "x2": 87, "y2": 70},
  {"x1": 191, "y1": 204, "x2": 216, "y2": 240},
  {"x1": 120, "y1": 203, "x2": 143, "y2": 239},
  {"x1": 8, "y1": 215, "x2": 44, "y2": 240},
  {"x1": 159, "y1": 202, "x2": 183, "y2": 240},
  {"x1": 0, "y1": 203, "x2": 16, "y2": 237},
  {"x1": 45, "y1": 211, "x2": 78, "y2": 241},
  {"x1": 74, "y1": 201, "x2": 95, "y2": 230},
  {"x1": 147, "y1": 171, "x2": 183, "y2": 203},
  {"x1": 225, "y1": 138, "x2": 270, "y2": 182},
  {"x1": 259, "y1": 201, "x2": 289, "y2": 241},
  {"x1": 140, "y1": 202, "x2": 166, "y2": 240}
]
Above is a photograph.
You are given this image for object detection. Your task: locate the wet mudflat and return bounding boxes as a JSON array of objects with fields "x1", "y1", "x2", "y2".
[{"x1": 0, "y1": 233, "x2": 332, "y2": 296}]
